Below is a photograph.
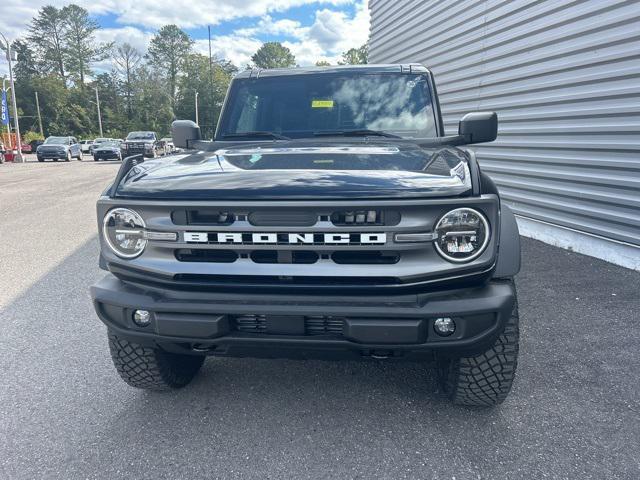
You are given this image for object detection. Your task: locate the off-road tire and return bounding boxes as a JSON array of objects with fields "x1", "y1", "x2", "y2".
[
  {"x1": 438, "y1": 283, "x2": 519, "y2": 407},
  {"x1": 108, "y1": 333, "x2": 205, "y2": 390}
]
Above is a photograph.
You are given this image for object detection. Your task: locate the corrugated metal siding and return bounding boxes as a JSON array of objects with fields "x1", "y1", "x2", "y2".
[{"x1": 369, "y1": 0, "x2": 640, "y2": 246}]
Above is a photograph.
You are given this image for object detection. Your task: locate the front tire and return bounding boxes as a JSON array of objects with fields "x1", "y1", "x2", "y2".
[
  {"x1": 437, "y1": 284, "x2": 519, "y2": 407},
  {"x1": 108, "y1": 333, "x2": 205, "y2": 390}
]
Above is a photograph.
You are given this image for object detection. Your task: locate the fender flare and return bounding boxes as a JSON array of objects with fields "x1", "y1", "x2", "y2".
[{"x1": 494, "y1": 204, "x2": 521, "y2": 278}]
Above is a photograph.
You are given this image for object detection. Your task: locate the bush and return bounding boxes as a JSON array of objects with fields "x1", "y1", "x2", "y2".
[{"x1": 23, "y1": 130, "x2": 45, "y2": 144}]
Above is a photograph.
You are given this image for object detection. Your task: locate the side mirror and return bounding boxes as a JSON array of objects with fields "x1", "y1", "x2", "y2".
[
  {"x1": 172, "y1": 120, "x2": 201, "y2": 149},
  {"x1": 458, "y1": 112, "x2": 498, "y2": 144}
]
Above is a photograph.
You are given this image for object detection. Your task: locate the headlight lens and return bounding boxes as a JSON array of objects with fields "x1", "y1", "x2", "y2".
[
  {"x1": 434, "y1": 208, "x2": 490, "y2": 262},
  {"x1": 102, "y1": 208, "x2": 147, "y2": 258}
]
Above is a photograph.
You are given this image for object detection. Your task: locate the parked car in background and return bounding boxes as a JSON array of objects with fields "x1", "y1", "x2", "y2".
[
  {"x1": 30, "y1": 139, "x2": 44, "y2": 152},
  {"x1": 80, "y1": 140, "x2": 93, "y2": 154},
  {"x1": 36, "y1": 136, "x2": 82, "y2": 162},
  {"x1": 122, "y1": 131, "x2": 162, "y2": 158},
  {"x1": 160, "y1": 137, "x2": 175, "y2": 155},
  {"x1": 93, "y1": 140, "x2": 123, "y2": 162},
  {"x1": 90, "y1": 138, "x2": 110, "y2": 155}
]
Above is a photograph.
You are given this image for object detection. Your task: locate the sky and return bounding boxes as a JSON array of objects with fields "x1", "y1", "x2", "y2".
[{"x1": 0, "y1": 0, "x2": 370, "y2": 75}]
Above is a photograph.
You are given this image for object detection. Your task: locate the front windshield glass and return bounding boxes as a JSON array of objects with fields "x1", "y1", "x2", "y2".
[
  {"x1": 101, "y1": 141, "x2": 119, "y2": 148},
  {"x1": 94, "y1": 138, "x2": 108, "y2": 144},
  {"x1": 127, "y1": 132, "x2": 154, "y2": 140},
  {"x1": 44, "y1": 137, "x2": 68, "y2": 145},
  {"x1": 218, "y1": 73, "x2": 437, "y2": 139}
]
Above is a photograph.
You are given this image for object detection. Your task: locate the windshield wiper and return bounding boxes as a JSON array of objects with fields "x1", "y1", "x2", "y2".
[
  {"x1": 222, "y1": 131, "x2": 291, "y2": 140},
  {"x1": 313, "y1": 129, "x2": 401, "y2": 139}
]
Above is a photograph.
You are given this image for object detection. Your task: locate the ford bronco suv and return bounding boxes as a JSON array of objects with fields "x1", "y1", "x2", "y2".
[{"x1": 91, "y1": 65, "x2": 521, "y2": 406}]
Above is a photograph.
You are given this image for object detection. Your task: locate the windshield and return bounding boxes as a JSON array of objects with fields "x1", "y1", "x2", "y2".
[
  {"x1": 217, "y1": 73, "x2": 437, "y2": 140},
  {"x1": 44, "y1": 137, "x2": 68, "y2": 145},
  {"x1": 101, "y1": 141, "x2": 120, "y2": 148},
  {"x1": 127, "y1": 132, "x2": 155, "y2": 140},
  {"x1": 94, "y1": 138, "x2": 108, "y2": 143}
]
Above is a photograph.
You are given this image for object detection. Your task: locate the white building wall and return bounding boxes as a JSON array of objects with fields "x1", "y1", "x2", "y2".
[{"x1": 369, "y1": 0, "x2": 640, "y2": 269}]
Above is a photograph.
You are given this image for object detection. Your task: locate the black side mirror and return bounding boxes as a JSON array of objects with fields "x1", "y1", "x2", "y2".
[
  {"x1": 458, "y1": 112, "x2": 498, "y2": 144},
  {"x1": 172, "y1": 120, "x2": 201, "y2": 149}
]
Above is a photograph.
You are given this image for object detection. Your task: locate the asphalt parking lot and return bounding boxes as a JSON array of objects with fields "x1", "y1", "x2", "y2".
[{"x1": 1, "y1": 159, "x2": 639, "y2": 479}]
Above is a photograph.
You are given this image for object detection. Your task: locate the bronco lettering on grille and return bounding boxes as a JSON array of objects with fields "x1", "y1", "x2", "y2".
[{"x1": 184, "y1": 232, "x2": 387, "y2": 245}]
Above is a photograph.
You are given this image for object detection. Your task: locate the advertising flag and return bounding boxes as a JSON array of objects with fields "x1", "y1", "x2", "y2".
[{"x1": 1, "y1": 90, "x2": 9, "y2": 126}]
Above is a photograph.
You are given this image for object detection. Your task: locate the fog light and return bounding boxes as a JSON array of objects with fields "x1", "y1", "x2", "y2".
[
  {"x1": 133, "y1": 309, "x2": 151, "y2": 327},
  {"x1": 434, "y1": 317, "x2": 456, "y2": 336}
]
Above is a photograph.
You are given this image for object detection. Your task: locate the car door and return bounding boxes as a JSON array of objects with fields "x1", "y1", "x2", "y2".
[{"x1": 70, "y1": 137, "x2": 80, "y2": 157}]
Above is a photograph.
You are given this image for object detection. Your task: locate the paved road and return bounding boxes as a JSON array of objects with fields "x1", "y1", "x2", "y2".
[{"x1": 1, "y1": 161, "x2": 639, "y2": 479}]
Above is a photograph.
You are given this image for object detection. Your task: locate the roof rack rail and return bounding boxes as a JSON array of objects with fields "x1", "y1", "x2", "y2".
[{"x1": 109, "y1": 154, "x2": 144, "y2": 198}]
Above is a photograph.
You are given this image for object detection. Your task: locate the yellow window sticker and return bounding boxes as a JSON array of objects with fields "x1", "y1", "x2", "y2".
[{"x1": 312, "y1": 100, "x2": 334, "y2": 108}]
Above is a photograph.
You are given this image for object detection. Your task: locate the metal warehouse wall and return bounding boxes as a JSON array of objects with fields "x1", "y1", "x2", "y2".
[{"x1": 369, "y1": 0, "x2": 640, "y2": 248}]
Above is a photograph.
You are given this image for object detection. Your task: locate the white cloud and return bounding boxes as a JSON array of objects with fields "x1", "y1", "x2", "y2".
[
  {"x1": 0, "y1": 0, "x2": 370, "y2": 76},
  {"x1": 194, "y1": 36, "x2": 263, "y2": 69}
]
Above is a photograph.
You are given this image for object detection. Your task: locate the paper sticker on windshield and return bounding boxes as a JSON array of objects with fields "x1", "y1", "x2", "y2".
[{"x1": 312, "y1": 100, "x2": 334, "y2": 108}]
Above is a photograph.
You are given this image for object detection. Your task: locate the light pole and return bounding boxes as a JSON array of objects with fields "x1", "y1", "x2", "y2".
[
  {"x1": 195, "y1": 91, "x2": 199, "y2": 125},
  {"x1": 95, "y1": 86, "x2": 103, "y2": 137},
  {"x1": 0, "y1": 31, "x2": 24, "y2": 162},
  {"x1": 34, "y1": 91, "x2": 44, "y2": 137}
]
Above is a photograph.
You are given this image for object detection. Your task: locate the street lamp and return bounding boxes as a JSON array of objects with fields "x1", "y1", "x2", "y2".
[{"x1": 0, "y1": 31, "x2": 24, "y2": 163}]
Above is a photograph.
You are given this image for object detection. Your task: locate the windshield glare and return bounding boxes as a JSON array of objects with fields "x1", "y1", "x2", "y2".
[
  {"x1": 218, "y1": 73, "x2": 437, "y2": 140},
  {"x1": 44, "y1": 137, "x2": 68, "y2": 145},
  {"x1": 127, "y1": 132, "x2": 154, "y2": 140}
]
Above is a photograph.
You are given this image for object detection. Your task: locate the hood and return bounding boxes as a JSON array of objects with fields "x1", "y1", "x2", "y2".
[{"x1": 114, "y1": 141, "x2": 473, "y2": 200}]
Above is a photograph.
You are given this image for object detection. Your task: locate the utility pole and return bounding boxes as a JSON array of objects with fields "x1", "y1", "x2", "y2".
[
  {"x1": 0, "y1": 31, "x2": 23, "y2": 162},
  {"x1": 208, "y1": 25, "x2": 213, "y2": 138},
  {"x1": 34, "y1": 91, "x2": 44, "y2": 137},
  {"x1": 195, "y1": 91, "x2": 199, "y2": 125},
  {"x1": 95, "y1": 86, "x2": 103, "y2": 137}
]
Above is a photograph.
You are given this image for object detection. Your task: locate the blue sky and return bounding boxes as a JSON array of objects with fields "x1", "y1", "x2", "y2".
[{"x1": 0, "y1": 0, "x2": 370, "y2": 71}]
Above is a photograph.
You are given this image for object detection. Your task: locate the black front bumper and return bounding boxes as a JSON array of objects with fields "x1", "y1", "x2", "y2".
[
  {"x1": 91, "y1": 275, "x2": 515, "y2": 360},
  {"x1": 94, "y1": 152, "x2": 120, "y2": 160}
]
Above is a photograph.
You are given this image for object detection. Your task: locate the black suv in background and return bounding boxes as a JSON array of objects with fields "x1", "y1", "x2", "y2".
[
  {"x1": 122, "y1": 131, "x2": 162, "y2": 158},
  {"x1": 92, "y1": 65, "x2": 521, "y2": 407}
]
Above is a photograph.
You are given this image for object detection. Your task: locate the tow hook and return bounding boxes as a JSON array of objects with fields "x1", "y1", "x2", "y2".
[
  {"x1": 369, "y1": 349, "x2": 393, "y2": 359},
  {"x1": 192, "y1": 344, "x2": 216, "y2": 353}
]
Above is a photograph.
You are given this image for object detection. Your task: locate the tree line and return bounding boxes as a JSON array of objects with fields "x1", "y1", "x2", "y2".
[{"x1": 4, "y1": 4, "x2": 368, "y2": 142}]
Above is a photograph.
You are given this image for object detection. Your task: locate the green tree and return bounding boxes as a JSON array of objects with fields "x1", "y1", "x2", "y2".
[
  {"x1": 12, "y1": 40, "x2": 39, "y2": 79},
  {"x1": 251, "y1": 42, "x2": 296, "y2": 69},
  {"x1": 175, "y1": 54, "x2": 236, "y2": 138},
  {"x1": 315, "y1": 60, "x2": 331, "y2": 67},
  {"x1": 113, "y1": 43, "x2": 143, "y2": 120},
  {"x1": 27, "y1": 6, "x2": 68, "y2": 82},
  {"x1": 133, "y1": 65, "x2": 174, "y2": 136},
  {"x1": 147, "y1": 25, "x2": 193, "y2": 107},
  {"x1": 62, "y1": 4, "x2": 113, "y2": 87},
  {"x1": 339, "y1": 43, "x2": 368, "y2": 65}
]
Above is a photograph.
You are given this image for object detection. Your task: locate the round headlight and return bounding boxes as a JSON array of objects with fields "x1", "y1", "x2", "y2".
[
  {"x1": 434, "y1": 208, "x2": 490, "y2": 263},
  {"x1": 102, "y1": 208, "x2": 147, "y2": 258}
]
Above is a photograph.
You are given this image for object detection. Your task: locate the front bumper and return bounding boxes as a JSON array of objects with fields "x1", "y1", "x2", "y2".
[
  {"x1": 94, "y1": 151, "x2": 120, "y2": 159},
  {"x1": 37, "y1": 151, "x2": 67, "y2": 159},
  {"x1": 91, "y1": 274, "x2": 515, "y2": 360}
]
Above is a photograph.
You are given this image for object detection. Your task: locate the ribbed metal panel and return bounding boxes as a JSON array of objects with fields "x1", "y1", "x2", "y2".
[{"x1": 369, "y1": 0, "x2": 640, "y2": 246}]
